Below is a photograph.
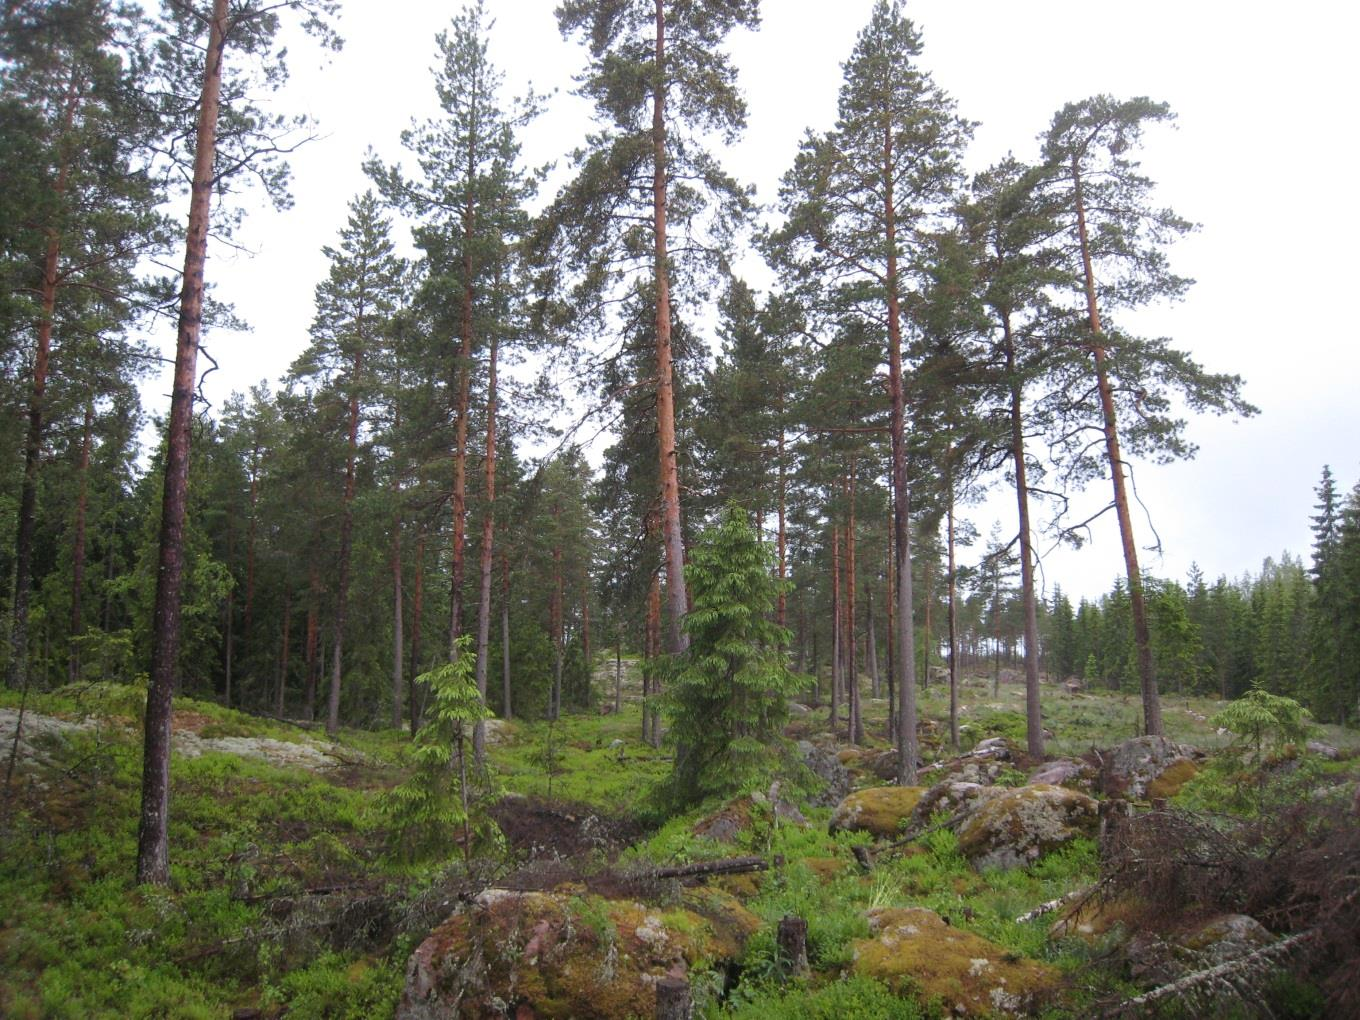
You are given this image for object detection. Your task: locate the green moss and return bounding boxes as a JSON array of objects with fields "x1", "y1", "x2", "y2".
[{"x1": 828, "y1": 786, "x2": 926, "y2": 838}]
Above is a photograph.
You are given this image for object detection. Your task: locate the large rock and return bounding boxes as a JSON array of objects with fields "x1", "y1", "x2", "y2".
[
  {"x1": 1102, "y1": 736, "x2": 1200, "y2": 800},
  {"x1": 397, "y1": 887, "x2": 759, "y2": 1019},
  {"x1": 693, "y1": 793, "x2": 806, "y2": 844},
  {"x1": 829, "y1": 786, "x2": 926, "y2": 838},
  {"x1": 908, "y1": 780, "x2": 993, "y2": 830},
  {"x1": 1126, "y1": 914, "x2": 1275, "y2": 986},
  {"x1": 798, "y1": 740, "x2": 851, "y2": 807},
  {"x1": 1028, "y1": 758, "x2": 1096, "y2": 792},
  {"x1": 853, "y1": 907, "x2": 1057, "y2": 1016},
  {"x1": 955, "y1": 784, "x2": 1099, "y2": 870}
]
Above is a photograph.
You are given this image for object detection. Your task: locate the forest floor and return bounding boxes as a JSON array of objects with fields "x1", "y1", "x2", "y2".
[{"x1": 1, "y1": 667, "x2": 1357, "y2": 1018}]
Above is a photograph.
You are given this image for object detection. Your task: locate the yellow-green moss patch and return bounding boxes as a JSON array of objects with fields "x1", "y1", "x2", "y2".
[
  {"x1": 853, "y1": 907, "x2": 1058, "y2": 1016},
  {"x1": 828, "y1": 786, "x2": 926, "y2": 838}
]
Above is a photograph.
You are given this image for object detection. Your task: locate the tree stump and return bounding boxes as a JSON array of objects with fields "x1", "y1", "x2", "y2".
[
  {"x1": 656, "y1": 976, "x2": 691, "y2": 1020},
  {"x1": 777, "y1": 915, "x2": 809, "y2": 978}
]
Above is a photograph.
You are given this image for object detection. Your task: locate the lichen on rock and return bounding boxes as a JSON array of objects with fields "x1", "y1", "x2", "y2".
[{"x1": 954, "y1": 784, "x2": 1098, "y2": 871}]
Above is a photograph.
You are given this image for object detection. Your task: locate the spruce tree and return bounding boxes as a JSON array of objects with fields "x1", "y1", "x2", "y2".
[{"x1": 665, "y1": 505, "x2": 798, "y2": 805}]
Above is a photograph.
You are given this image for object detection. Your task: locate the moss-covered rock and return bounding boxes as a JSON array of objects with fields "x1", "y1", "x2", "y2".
[
  {"x1": 1126, "y1": 914, "x2": 1274, "y2": 986},
  {"x1": 1027, "y1": 757, "x2": 1097, "y2": 792},
  {"x1": 852, "y1": 907, "x2": 1058, "y2": 1016},
  {"x1": 828, "y1": 786, "x2": 926, "y2": 838},
  {"x1": 954, "y1": 784, "x2": 1098, "y2": 870},
  {"x1": 1102, "y1": 736, "x2": 1200, "y2": 800},
  {"x1": 397, "y1": 888, "x2": 759, "y2": 1019}
]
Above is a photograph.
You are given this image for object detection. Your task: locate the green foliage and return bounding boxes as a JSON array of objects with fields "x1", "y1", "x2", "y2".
[
  {"x1": 663, "y1": 506, "x2": 801, "y2": 806},
  {"x1": 379, "y1": 639, "x2": 494, "y2": 861},
  {"x1": 717, "y1": 975, "x2": 925, "y2": 1020},
  {"x1": 1211, "y1": 687, "x2": 1312, "y2": 760}
]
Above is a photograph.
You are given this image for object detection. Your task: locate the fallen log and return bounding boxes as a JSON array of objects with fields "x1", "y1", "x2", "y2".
[{"x1": 650, "y1": 855, "x2": 768, "y2": 880}]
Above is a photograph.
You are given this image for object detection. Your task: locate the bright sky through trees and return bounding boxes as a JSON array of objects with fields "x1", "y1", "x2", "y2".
[{"x1": 160, "y1": 0, "x2": 1360, "y2": 599}]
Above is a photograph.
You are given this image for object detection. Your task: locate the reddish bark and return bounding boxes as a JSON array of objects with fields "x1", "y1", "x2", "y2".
[
  {"x1": 137, "y1": 0, "x2": 229, "y2": 885},
  {"x1": 651, "y1": 0, "x2": 689, "y2": 655},
  {"x1": 276, "y1": 589, "x2": 290, "y2": 717},
  {"x1": 884, "y1": 121, "x2": 919, "y2": 784},
  {"x1": 9, "y1": 67, "x2": 79, "y2": 691},
  {"x1": 1072, "y1": 153, "x2": 1161, "y2": 737},
  {"x1": 473, "y1": 331, "x2": 498, "y2": 761},
  {"x1": 68, "y1": 401, "x2": 94, "y2": 682},
  {"x1": 326, "y1": 348, "x2": 363, "y2": 737}
]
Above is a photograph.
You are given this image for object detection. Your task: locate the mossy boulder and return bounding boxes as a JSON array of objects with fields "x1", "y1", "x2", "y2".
[
  {"x1": 1028, "y1": 758, "x2": 1096, "y2": 792},
  {"x1": 909, "y1": 780, "x2": 993, "y2": 830},
  {"x1": 1126, "y1": 914, "x2": 1274, "y2": 986},
  {"x1": 1101, "y1": 736, "x2": 1200, "y2": 800},
  {"x1": 829, "y1": 786, "x2": 926, "y2": 838},
  {"x1": 852, "y1": 907, "x2": 1058, "y2": 1016},
  {"x1": 397, "y1": 888, "x2": 759, "y2": 1019},
  {"x1": 954, "y1": 784, "x2": 1098, "y2": 870}
]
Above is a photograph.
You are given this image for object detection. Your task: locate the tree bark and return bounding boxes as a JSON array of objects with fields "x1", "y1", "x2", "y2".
[
  {"x1": 651, "y1": 0, "x2": 689, "y2": 655},
  {"x1": 243, "y1": 439, "x2": 260, "y2": 639},
  {"x1": 776, "y1": 425, "x2": 787, "y2": 628},
  {"x1": 473, "y1": 331, "x2": 498, "y2": 761},
  {"x1": 550, "y1": 533, "x2": 563, "y2": 720},
  {"x1": 9, "y1": 68, "x2": 79, "y2": 692},
  {"x1": 327, "y1": 348, "x2": 363, "y2": 738},
  {"x1": 410, "y1": 530, "x2": 425, "y2": 732},
  {"x1": 68, "y1": 401, "x2": 94, "y2": 683},
  {"x1": 884, "y1": 124, "x2": 918, "y2": 784},
  {"x1": 1072, "y1": 154, "x2": 1162, "y2": 737},
  {"x1": 830, "y1": 522, "x2": 841, "y2": 728},
  {"x1": 276, "y1": 588, "x2": 290, "y2": 717},
  {"x1": 866, "y1": 581, "x2": 879, "y2": 698},
  {"x1": 137, "y1": 0, "x2": 228, "y2": 885},
  {"x1": 645, "y1": 573, "x2": 661, "y2": 746},
  {"x1": 391, "y1": 507, "x2": 404, "y2": 731},
  {"x1": 1004, "y1": 317, "x2": 1044, "y2": 757},
  {"x1": 304, "y1": 562, "x2": 319, "y2": 723},
  {"x1": 947, "y1": 486, "x2": 960, "y2": 750},
  {"x1": 847, "y1": 462, "x2": 863, "y2": 744},
  {"x1": 500, "y1": 552, "x2": 511, "y2": 721}
]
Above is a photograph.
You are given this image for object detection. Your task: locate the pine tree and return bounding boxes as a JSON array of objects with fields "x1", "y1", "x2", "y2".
[
  {"x1": 544, "y1": 0, "x2": 760, "y2": 656},
  {"x1": 136, "y1": 0, "x2": 339, "y2": 886},
  {"x1": 289, "y1": 192, "x2": 403, "y2": 736},
  {"x1": 1040, "y1": 95, "x2": 1255, "y2": 737},
  {"x1": 767, "y1": 0, "x2": 971, "y2": 783}
]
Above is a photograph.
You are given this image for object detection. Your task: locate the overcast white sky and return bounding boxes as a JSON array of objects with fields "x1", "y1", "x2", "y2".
[{"x1": 166, "y1": 0, "x2": 1360, "y2": 601}]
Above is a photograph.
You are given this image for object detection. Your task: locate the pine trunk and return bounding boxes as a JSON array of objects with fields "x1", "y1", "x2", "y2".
[
  {"x1": 500, "y1": 553, "x2": 511, "y2": 721},
  {"x1": 473, "y1": 332, "x2": 498, "y2": 761},
  {"x1": 866, "y1": 582, "x2": 880, "y2": 698},
  {"x1": 304, "y1": 563, "x2": 319, "y2": 722},
  {"x1": 651, "y1": 0, "x2": 689, "y2": 655},
  {"x1": 8, "y1": 68, "x2": 78, "y2": 692},
  {"x1": 1004, "y1": 321, "x2": 1045, "y2": 757},
  {"x1": 276, "y1": 589, "x2": 290, "y2": 717},
  {"x1": 947, "y1": 491, "x2": 960, "y2": 750},
  {"x1": 830, "y1": 524, "x2": 841, "y2": 728},
  {"x1": 847, "y1": 464, "x2": 862, "y2": 744},
  {"x1": 884, "y1": 125, "x2": 919, "y2": 784},
  {"x1": 391, "y1": 509, "x2": 404, "y2": 731},
  {"x1": 1071, "y1": 154, "x2": 1162, "y2": 737},
  {"x1": 327, "y1": 349, "x2": 363, "y2": 738},
  {"x1": 68, "y1": 402, "x2": 94, "y2": 682},
  {"x1": 410, "y1": 531, "x2": 425, "y2": 732},
  {"x1": 137, "y1": 0, "x2": 228, "y2": 885}
]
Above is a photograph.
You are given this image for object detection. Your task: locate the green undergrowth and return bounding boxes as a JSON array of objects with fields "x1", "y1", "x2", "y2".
[
  {"x1": 490, "y1": 706, "x2": 672, "y2": 812},
  {"x1": 0, "y1": 715, "x2": 411, "y2": 1018}
]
